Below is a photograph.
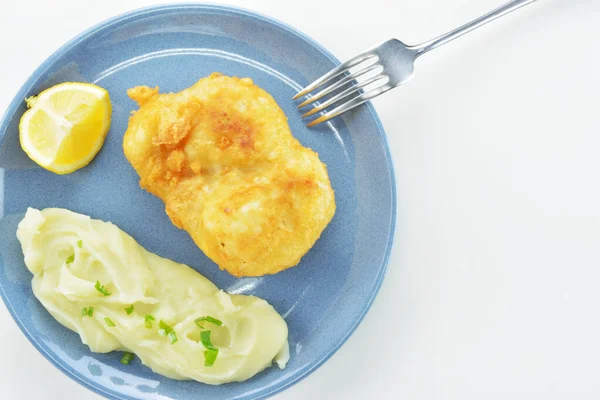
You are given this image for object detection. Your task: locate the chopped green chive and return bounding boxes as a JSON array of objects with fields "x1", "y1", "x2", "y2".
[
  {"x1": 144, "y1": 314, "x2": 155, "y2": 329},
  {"x1": 104, "y1": 317, "x2": 115, "y2": 327},
  {"x1": 157, "y1": 320, "x2": 177, "y2": 344},
  {"x1": 77, "y1": 240, "x2": 83, "y2": 248},
  {"x1": 195, "y1": 316, "x2": 223, "y2": 328},
  {"x1": 200, "y1": 330, "x2": 217, "y2": 350},
  {"x1": 120, "y1": 352, "x2": 135, "y2": 365},
  {"x1": 82, "y1": 307, "x2": 94, "y2": 317},
  {"x1": 66, "y1": 254, "x2": 75, "y2": 264},
  {"x1": 200, "y1": 332, "x2": 220, "y2": 366},
  {"x1": 158, "y1": 320, "x2": 173, "y2": 336},
  {"x1": 204, "y1": 348, "x2": 218, "y2": 367},
  {"x1": 125, "y1": 305, "x2": 134, "y2": 315},
  {"x1": 95, "y1": 281, "x2": 111, "y2": 296}
]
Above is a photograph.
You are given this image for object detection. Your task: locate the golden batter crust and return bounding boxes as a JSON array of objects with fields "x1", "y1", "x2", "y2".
[{"x1": 123, "y1": 73, "x2": 336, "y2": 277}]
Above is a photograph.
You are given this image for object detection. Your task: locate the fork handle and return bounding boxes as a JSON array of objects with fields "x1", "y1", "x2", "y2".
[{"x1": 413, "y1": 0, "x2": 537, "y2": 56}]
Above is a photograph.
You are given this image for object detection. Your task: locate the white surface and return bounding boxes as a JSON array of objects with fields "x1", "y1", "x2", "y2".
[{"x1": 1, "y1": 0, "x2": 599, "y2": 399}]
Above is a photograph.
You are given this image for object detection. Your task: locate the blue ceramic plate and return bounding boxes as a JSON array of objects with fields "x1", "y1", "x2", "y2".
[{"x1": 0, "y1": 4, "x2": 395, "y2": 400}]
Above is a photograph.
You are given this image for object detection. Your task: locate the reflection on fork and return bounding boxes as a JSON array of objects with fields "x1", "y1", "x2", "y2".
[{"x1": 294, "y1": 0, "x2": 538, "y2": 127}]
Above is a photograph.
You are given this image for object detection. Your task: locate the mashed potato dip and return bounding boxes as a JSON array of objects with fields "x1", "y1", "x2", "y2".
[{"x1": 16, "y1": 208, "x2": 289, "y2": 384}]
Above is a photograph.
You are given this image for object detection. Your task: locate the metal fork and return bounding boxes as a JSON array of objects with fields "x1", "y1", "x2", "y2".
[{"x1": 294, "y1": 0, "x2": 538, "y2": 127}]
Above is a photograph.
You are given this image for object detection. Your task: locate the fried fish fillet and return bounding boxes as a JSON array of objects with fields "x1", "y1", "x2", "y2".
[{"x1": 123, "y1": 73, "x2": 336, "y2": 277}]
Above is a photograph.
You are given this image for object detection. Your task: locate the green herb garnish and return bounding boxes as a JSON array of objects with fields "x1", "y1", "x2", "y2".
[
  {"x1": 66, "y1": 254, "x2": 75, "y2": 264},
  {"x1": 104, "y1": 317, "x2": 115, "y2": 327},
  {"x1": 95, "y1": 281, "x2": 111, "y2": 296},
  {"x1": 158, "y1": 320, "x2": 173, "y2": 336},
  {"x1": 81, "y1": 307, "x2": 94, "y2": 317},
  {"x1": 200, "y1": 331, "x2": 219, "y2": 366},
  {"x1": 157, "y1": 320, "x2": 177, "y2": 344},
  {"x1": 120, "y1": 352, "x2": 135, "y2": 365},
  {"x1": 77, "y1": 240, "x2": 83, "y2": 248},
  {"x1": 204, "y1": 348, "x2": 218, "y2": 367},
  {"x1": 195, "y1": 316, "x2": 223, "y2": 328},
  {"x1": 144, "y1": 314, "x2": 155, "y2": 329},
  {"x1": 125, "y1": 305, "x2": 134, "y2": 315},
  {"x1": 200, "y1": 330, "x2": 217, "y2": 350}
]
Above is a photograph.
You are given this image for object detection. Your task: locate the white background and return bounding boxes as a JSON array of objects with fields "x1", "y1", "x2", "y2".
[{"x1": 1, "y1": 0, "x2": 600, "y2": 399}]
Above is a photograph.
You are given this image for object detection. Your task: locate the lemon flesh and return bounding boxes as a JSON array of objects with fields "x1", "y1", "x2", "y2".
[{"x1": 19, "y1": 82, "x2": 112, "y2": 174}]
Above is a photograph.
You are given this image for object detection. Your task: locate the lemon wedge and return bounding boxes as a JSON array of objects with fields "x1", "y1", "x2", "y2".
[{"x1": 19, "y1": 82, "x2": 112, "y2": 174}]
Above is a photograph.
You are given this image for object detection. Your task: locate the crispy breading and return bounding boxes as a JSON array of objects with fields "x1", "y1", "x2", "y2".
[{"x1": 123, "y1": 73, "x2": 336, "y2": 277}]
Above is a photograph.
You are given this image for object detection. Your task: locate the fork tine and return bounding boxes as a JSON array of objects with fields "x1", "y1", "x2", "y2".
[
  {"x1": 301, "y1": 74, "x2": 388, "y2": 118},
  {"x1": 297, "y1": 63, "x2": 382, "y2": 108},
  {"x1": 292, "y1": 53, "x2": 377, "y2": 100},
  {"x1": 306, "y1": 84, "x2": 394, "y2": 127}
]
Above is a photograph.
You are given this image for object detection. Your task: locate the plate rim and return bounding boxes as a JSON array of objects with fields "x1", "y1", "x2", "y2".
[{"x1": 0, "y1": 4, "x2": 397, "y2": 400}]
